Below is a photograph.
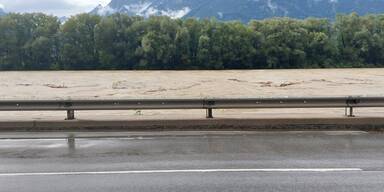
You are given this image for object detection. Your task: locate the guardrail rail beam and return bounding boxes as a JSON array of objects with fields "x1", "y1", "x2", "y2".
[{"x1": 0, "y1": 96, "x2": 383, "y2": 120}]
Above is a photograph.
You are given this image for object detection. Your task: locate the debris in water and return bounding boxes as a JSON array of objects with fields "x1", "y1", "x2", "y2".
[
  {"x1": 44, "y1": 84, "x2": 68, "y2": 89},
  {"x1": 228, "y1": 78, "x2": 247, "y2": 83},
  {"x1": 16, "y1": 83, "x2": 33, "y2": 86}
]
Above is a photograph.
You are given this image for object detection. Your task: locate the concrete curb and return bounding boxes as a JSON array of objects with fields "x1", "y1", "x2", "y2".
[{"x1": 0, "y1": 117, "x2": 384, "y2": 132}]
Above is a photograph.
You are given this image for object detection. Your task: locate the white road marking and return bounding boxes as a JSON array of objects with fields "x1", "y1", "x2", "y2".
[
  {"x1": 0, "y1": 139, "x2": 65, "y2": 141},
  {"x1": 0, "y1": 168, "x2": 362, "y2": 177}
]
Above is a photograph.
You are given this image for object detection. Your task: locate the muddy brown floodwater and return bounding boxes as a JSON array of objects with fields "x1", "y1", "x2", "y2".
[
  {"x1": 1, "y1": 68, "x2": 384, "y2": 121},
  {"x1": 0, "y1": 68, "x2": 383, "y2": 100}
]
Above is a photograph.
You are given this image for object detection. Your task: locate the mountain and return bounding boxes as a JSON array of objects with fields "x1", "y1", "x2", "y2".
[
  {"x1": 59, "y1": 16, "x2": 68, "y2": 23},
  {"x1": 91, "y1": 0, "x2": 384, "y2": 22},
  {"x1": 0, "y1": 7, "x2": 6, "y2": 16}
]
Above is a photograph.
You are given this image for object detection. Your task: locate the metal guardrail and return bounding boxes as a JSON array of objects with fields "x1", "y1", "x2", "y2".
[{"x1": 0, "y1": 97, "x2": 383, "y2": 120}]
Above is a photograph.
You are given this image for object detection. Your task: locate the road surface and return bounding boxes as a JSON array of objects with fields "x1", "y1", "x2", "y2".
[{"x1": 0, "y1": 131, "x2": 384, "y2": 191}]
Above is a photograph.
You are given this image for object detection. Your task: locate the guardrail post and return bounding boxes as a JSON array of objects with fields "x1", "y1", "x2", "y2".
[
  {"x1": 66, "y1": 110, "x2": 75, "y2": 120},
  {"x1": 349, "y1": 107, "x2": 354, "y2": 117},
  {"x1": 345, "y1": 107, "x2": 354, "y2": 117},
  {"x1": 205, "y1": 100, "x2": 215, "y2": 119},
  {"x1": 345, "y1": 97, "x2": 358, "y2": 117},
  {"x1": 206, "y1": 108, "x2": 213, "y2": 119}
]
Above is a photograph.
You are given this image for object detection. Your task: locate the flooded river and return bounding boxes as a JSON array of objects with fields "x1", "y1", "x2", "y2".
[{"x1": 0, "y1": 68, "x2": 383, "y2": 100}]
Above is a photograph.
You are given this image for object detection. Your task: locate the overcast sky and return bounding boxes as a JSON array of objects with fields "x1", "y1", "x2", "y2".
[{"x1": 0, "y1": 0, "x2": 111, "y2": 16}]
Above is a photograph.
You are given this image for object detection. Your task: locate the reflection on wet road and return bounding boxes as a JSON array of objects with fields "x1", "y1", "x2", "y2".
[{"x1": 0, "y1": 131, "x2": 384, "y2": 192}]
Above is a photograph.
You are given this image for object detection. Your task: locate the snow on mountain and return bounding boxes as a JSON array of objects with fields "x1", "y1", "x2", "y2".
[
  {"x1": 92, "y1": 4, "x2": 116, "y2": 16},
  {"x1": 0, "y1": 6, "x2": 6, "y2": 16},
  {"x1": 91, "y1": 0, "x2": 384, "y2": 22},
  {"x1": 91, "y1": 1, "x2": 191, "y2": 19}
]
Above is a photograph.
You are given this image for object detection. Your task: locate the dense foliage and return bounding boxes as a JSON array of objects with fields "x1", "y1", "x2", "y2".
[{"x1": 0, "y1": 12, "x2": 383, "y2": 70}]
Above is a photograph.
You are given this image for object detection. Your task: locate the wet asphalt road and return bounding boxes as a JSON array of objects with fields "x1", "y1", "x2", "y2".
[{"x1": 0, "y1": 131, "x2": 384, "y2": 192}]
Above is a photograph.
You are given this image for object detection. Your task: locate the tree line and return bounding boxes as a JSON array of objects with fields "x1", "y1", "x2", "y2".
[{"x1": 0, "y1": 12, "x2": 383, "y2": 70}]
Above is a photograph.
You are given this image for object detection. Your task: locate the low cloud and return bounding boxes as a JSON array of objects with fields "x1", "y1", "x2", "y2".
[{"x1": 0, "y1": 0, "x2": 110, "y2": 16}]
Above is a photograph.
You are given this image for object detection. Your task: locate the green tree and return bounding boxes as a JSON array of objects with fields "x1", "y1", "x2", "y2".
[
  {"x1": 95, "y1": 14, "x2": 143, "y2": 69},
  {"x1": 23, "y1": 14, "x2": 60, "y2": 69},
  {"x1": 134, "y1": 17, "x2": 178, "y2": 69},
  {"x1": 2, "y1": 12, "x2": 384, "y2": 70},
  {"x1": 59, "y1": 13, "x2": 101, "y2": 69},
  {"x1": 303, "y1": 19, "x2": 336, "y2": 68},
  {"x1": 0, "y1": 13, "x2": 59, "y2": 70}
]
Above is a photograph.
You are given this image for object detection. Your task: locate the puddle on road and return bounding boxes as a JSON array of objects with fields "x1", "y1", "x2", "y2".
[{"x1": 0, "y1": 132, "x2": 383, "y2": 160}]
